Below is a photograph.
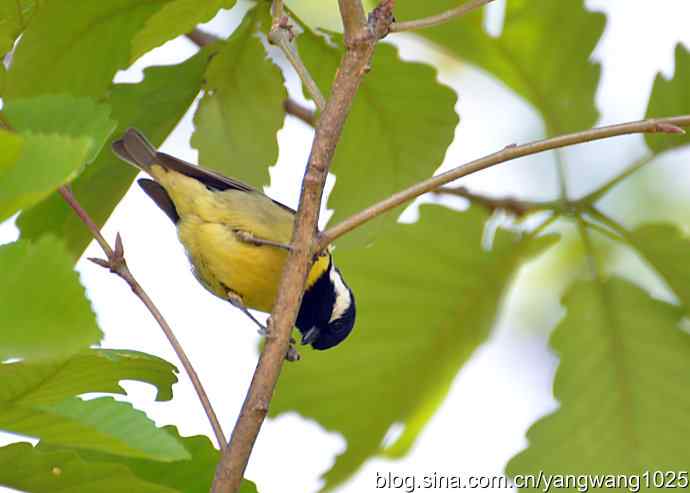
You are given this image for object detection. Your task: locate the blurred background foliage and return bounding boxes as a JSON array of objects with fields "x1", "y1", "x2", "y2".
[{"x1": 0, "y1": 0, "x2": 689, "y2": 491}]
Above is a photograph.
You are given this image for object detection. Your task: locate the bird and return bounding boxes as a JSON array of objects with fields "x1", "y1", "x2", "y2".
[{"x1": 111, "y1": 128, "x2": 355, "y2": 350}]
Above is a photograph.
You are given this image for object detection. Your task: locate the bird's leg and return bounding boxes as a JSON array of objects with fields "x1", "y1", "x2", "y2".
[
  {"x1": 226, "y1": 290, "x2": 301, "y2": 361},
  {"x1": 226, "y1": 289, "x2": 268, "y2": 336},
  {"x1": 233, "y1": 229, "x2": 292, "y2": 251}
]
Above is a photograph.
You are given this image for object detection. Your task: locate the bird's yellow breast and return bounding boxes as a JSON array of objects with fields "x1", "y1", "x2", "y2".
[{"x1": 151, "y1": 165, "x2": 329, "y2": 312}]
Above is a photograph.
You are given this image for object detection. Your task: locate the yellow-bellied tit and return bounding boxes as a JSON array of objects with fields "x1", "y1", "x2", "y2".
[{"x1": 112, "y1": 128, "x2": 355, "y2": 350}]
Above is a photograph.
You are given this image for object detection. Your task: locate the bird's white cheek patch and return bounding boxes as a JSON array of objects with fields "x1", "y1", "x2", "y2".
[{"x1": 329, "y1": 267, "x2": 351, "y2": 323}]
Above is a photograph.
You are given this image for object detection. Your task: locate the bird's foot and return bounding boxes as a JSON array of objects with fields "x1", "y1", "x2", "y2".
[
  {"x1": 233, "y1": 229, "x2": 292, "y2": 251},
  {"x1": 226, "y1": 290, "x2": 268, "y2": 335}
]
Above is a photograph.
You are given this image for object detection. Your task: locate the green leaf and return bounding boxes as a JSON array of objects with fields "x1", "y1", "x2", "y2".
[
  {"x1": 0, "y1": 397, "x2": 190, "y2": 462},
  {"x1": 271, "y1": 205, "x2": 557, "y2": 489},
  {"x1": 284, "y1": 0, "x2": 376, "y2": 32},
  {"x1": 284, "y1": 0, "x2": 343, "y2": 32},
  {"x1": 0, "y1": 132, "x2": 91, "y2": 223},
  {"x1": 0, "y1": 128, "x2": 23, "y2": 172},
  {"x1": 17, "y1": 49, "x2": 209, "y2": 259},
  {"x1": 0, "y1": 349, "x2": 178, "y2": 406},
  {"x1": 0, "y1": 236, "x2": 101, "y2": 361},
  {"x1": 192, "y1": 5, "x2": 285, "y2": 187},
  {"x1": 645, "y1": 44, "x2": 690, "y2": 153},
  {"x1": 0, "y1": 0, "x2": 36, "y2": 56},
  {"x1": 0, "y1": 442, "x2": 177, "y2": 493},
  {"x1": 507, "y1": 278, "x2": 690, "y2": 485},
  {"x1": 629, "y1": 223, "x2": 690, "y2": 310},
  {"x1": 296, "y1": 30, "x2": 458, "y2": 246},
  {"x1": 4, "y1": 0, "x2": 163, "y2": 99},
  {"x1": 4, "y1": 95, "x2": 116, "y2": 163},
  {"x1": 131, "y1": 0, "x2": 236, "y2": 62},
  {"x1": 0, "y1": 92, "x2": 117, "y2": 220},
  {"x1": 61, "y1": 426, "x2": 259, "y2": 493},
  {"x1": 395, "y1": 0, "x2": 603, "y2": 134}
]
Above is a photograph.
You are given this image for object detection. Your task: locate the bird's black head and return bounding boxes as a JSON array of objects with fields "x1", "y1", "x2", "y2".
[{"x1": 296, "y1": 259, "x2": 356, "y2": 350}]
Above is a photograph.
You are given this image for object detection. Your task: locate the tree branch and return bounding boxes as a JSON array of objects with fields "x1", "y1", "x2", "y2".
[
  {"x1": 283, "y1": 98, "x2": 316, "y2": 126},
  {"x1": 434, "y1": 186, "x2": 555, "y2": 216},
  {"x1": 316, "y1": 115, "x2": 690, "y2": 251},
  {"x1": 186, "y1": 28, "x2": 218, "y2": 48},
  {"x1": 338, "y1": 0, "x2": 368, "y2": 41},
  {"x1": 210, "y1": 2, "x2": 394, "y2": 492},
  {"x1": 188, "y1": 23, "x2": 326, "y2": 113},
  {"x1": 391, "y1": 0, "x2": 494, "y2": 33},
  {"x1": 57, "y1": 186, "x2": 227, "y2": 451},
  {"x1": 186, "y1": 28, "x2": 320, "y2": 123},
  {"x1": 267, "y1": 14, "x2": 326, "y2": 112},
  {"x1": 579, "y1": 154, "x2": 655, "y2": 205}
]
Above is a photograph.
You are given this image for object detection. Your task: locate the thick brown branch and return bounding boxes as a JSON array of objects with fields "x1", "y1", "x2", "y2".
[
  {"x1": 338, "y1": 0, "x2": 368, "y2": 41},
  {"x1": 57, "y1": 186, "x2": 227, "y2": 451},
  {"x1": 210, "y1": 2, "x2": 394, "y2": 493},
  {"x1": 391, "y1": 0, "x2": 495, "y2": 32},
  {"x1": 283, "y1": 98, "x2": 316, "y2": 126},
  {"x1": 316, "y1": 115, "x2": 690, "y2": 250}
]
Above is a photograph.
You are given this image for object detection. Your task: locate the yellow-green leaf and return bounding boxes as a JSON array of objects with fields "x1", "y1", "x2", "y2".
[
  {"x1": 3, "y1": 95, "x2": 116, "y2": 164},
  {"x1": 0, "y1": 442, "x2": 177, "y2": 493},
  {"x1": 0, "y1": 128, "x2": 23, "y2": 172},
  {"x1": 191, "y1": 5, "x2": 285, "y2": 187},
  {"x1": 395, "y1": 0, "x2": 603, "y2": 135},
  {"x1": 507, "y1": 278, "x2": 690, "y2": 485},
  {"x1": 0, "y1": 397, "x2": 190, "y2": 461},
  {"x1": 131, "y1": 0, "x2": 236, "y2": 61},
  {"x1": 272, "y1": 205, "x2": 557, "y2": 489},
  {"x1": 645, "y1": 44, "x2": 690, "y2": 153},
  {"x1": 0, "y1": 133, "x2": 91, "y2": 223},
  {"x1": 0, "y1": 236, "x2": 101, "y2": 361},
  {"x1": 0, "y1": 0, "x2": 36, "y2": 56},
  {"x1": 58, "y1": 426, "x2": 259, "y2": 493},
  {"x1": 0, "y1": 349, "x2": 178, "y2": 406},
  {"x1": 17, "y1": 50, "x2": 209, "y2": 259},
  {"x1": 296, "y1": 29, "x2": 458, "y2": 246},
  {"x1": 629, "y1": 223, "x2": 690, "y2": 310},
  {"x1": 4, "y1": 0, "x2": 163, "y2": 99}
]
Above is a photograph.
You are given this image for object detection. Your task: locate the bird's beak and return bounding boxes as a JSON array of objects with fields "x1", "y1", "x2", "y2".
[{"x1": 301, "y1": 326, "x2": 320, "y2": 345}]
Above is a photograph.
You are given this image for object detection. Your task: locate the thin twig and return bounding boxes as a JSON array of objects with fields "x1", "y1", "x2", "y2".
[
  {"x1": 283, "y1": 98, "x2": 317, "y2": 126},
  {"x1": 554, "y1": 150, "x2": 570, "y2": 203},
  {"x1": 186, "y1": 28, "x2": 219, "y2": 47},
  {"x1": 391, "y1": 0, "x2": 494, "y2": 32},
  {"x1": 580, "y1": 154, "x2": 655, "y2": 205},
  {"x1": 57, "y1": 186, "x2": 227, "y2": 451},
  {"x1": 580, "y1": 216, "x2": 627, "y2": 245},
  {"x1": 268, "y1": 12, "x2": 326, "y2": 111},
  {"x1": 316, "y1": 115, "x2": 690, "y2": 251},
  {"x1": 434, "y1": 185, "x2": 555, "y2": 216},
  {"x1": 574, "y1": 214, "x2": 602, "y2": 280},
  {"x1": 210, "y1": 2, "x2": 394, "y2": 492},
  {"x1": 524, "y1": 212, "x2": 560, "y2": 242},
  {"x1": 586, "y1": 206, "x2": 631, "y2": 239},
  {"x1": 186, "y1": 24, "x2": 323, "y2": 124}
]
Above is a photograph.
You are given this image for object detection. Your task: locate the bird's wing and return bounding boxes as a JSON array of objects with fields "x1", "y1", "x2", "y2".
[
  {"x1": 138, "y1": 178, "x2": 180, "y2": 223},
  {"x1": 113, "y1": 128, "x2": 295, "y2": 214}
]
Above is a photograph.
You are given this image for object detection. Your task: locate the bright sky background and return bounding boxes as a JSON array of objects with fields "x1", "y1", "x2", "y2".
[{"x1": 2, "y1": 1, "x2": 690, "y2": 492}]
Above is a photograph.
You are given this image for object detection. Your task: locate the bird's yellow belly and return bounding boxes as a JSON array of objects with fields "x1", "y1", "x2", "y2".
[{"x1": 178, "y1": 218, "x2": 287, "y2": 313}]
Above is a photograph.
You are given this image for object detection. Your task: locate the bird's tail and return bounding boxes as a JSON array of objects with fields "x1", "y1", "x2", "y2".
[{"x1": 111, "y1": 128, "x2": 157, "y2": 172}]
